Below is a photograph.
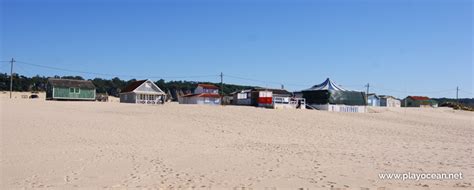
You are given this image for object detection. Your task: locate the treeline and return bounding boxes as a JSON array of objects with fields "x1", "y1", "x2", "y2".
[
  {"x1": 432, "y1": 98, "x2": 474, "y2": 107},
  {"x1": 0, "y1": 73, "x2": 255, "y2": 97}
]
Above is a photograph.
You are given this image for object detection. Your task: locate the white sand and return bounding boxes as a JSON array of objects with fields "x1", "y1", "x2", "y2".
[
  {"x1": 0, "y1": 91, "x2": 46, "y2": 100},
  {"x1": 0, "y1": 96, "x2": 473, "y2": 189}
]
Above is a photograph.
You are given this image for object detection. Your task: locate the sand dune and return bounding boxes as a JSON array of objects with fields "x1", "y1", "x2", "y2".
[{"x1": 0, "y1": 99, "x2": 472, "y2": 189}]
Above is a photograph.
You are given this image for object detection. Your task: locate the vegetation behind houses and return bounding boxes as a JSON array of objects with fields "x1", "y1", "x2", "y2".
[{"x1": 0, "y1": 73, "x2": 255, "y2": 97}]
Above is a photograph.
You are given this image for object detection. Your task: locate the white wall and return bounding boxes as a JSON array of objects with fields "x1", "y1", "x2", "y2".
[
  {"x1": 313, "y1": 104, "x2": 366, "y2": 113},
  {"x1": 180, "y1": 96, "x2": 220, "y2": 105}
]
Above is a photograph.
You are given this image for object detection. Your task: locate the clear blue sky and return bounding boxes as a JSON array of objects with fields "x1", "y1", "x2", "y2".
[{"x1": 1, "y1": 0, "x2": 472, "y2": 98}]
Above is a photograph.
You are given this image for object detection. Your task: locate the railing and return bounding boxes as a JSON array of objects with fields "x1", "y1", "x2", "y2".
[{"x1": 136, "y1": 100, "x2": 162, "y2": 104}]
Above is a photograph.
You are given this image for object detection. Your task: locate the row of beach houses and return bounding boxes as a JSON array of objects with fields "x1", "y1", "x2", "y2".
[{"x1": 45, "y1": 78, "x2": 438, "y2": 113}]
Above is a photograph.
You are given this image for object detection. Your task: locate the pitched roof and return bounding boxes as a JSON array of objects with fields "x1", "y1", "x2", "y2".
[
  {"x1": 198, "y1": 84, "x2": 219, "y2": 89},
  {"x1": 368, "y1": 94, "x2": 380, "y2": 99},
  {"x1": 120, "y1": 80, "x2": 147, "y2": 93},
  {"x1": 303, "y1": 78, "x2": 347, "y2": 91},
  {"x1": 230, "y1": 89, "x2": 252, "y2": 95},
  {"x1": 408, "y1": 96, "x2": 430, "y2": 101},
  {"x1": 48, "y1": 78, "x2": 96, "y2": 89},
  {"x1": 197, "y1": 93, "x2": 221, "y2": 98},
  {"x1": 379, "y1": 95, "x2": 399, "y2": 100}
]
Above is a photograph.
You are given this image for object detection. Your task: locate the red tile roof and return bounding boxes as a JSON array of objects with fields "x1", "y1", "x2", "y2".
[
  {"x1": 121, "y1": 80, "x2": 147, "y2": 93},
  {"x1": 198, "y1": 84, "x2": 219, "y2": 89},
  {"x1": 408, "y1": 96, "x2": 430, "y2": 101},
  {"x1": 182, "y1": 93, "x2": 221, "y2": 98},
  {"x1": 182, "y1": 93, "x2": 195, "y2": 97},
  {"x1": 197, "y1": 93, "x2": 221, "y2": 98}
]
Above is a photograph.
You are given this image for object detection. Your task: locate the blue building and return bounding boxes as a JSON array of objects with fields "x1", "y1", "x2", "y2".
[{"x1": 367, "y1": 93, "x2": 380, "y2": 107}]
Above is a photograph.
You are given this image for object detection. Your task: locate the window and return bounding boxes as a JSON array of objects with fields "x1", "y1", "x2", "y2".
[
  {"x1": 205, "y1": 98, "x2": 210, "y2": 102},
  {"x1": 237, "y1": 93, "x2": 247, "y2": 99},
  {"x1": 70, "y1": 88, "x2": 80, "y2": 94}
]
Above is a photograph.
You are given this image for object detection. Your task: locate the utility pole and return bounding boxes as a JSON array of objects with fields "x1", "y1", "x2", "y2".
[
  {"x1": 456, "y1": 86, "x2": 459, "y2": 102},
  {"x1": 365, "y1": 83, "x2": 370, "y2": 105},
  {"x1": 9, "y1": 58, "x2": 15, "y2": 99},
  {"x1": 365, "y1": 83, "x2": 370, "y2": 95},
  {"x1": 220, "y1": 72, "x2": 224, "y2": 105}
]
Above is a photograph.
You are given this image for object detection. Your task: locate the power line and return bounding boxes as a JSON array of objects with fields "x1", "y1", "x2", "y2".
[
  {"x1": 3, "y1": 60, "x2": 471, "y2": 97},
  {"x1": 15, "y1": 63, "x2": 34, "y2": 76},
  {"x1": 226, "y1": 74, "x2": 282, "y2": 85},
  {"x1": 225, "y1": 74, "x2": 315, "y2": 88},
  {"x1": 371, "y1": 85, "x2": 455, "y2": 94},
  {"x1": 14, "y1": 60, "x2": 219, "y2": 80},
  {"x1": 0, "y1": 62, "x2": 10, "y2": 70},
  {"x1": 458, "y1": 89, "x2": 473, "y2": 95}
]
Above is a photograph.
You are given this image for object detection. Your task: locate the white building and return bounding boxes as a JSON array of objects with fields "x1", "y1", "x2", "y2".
[
  {"x1": 119, "y1": 79, "x2": 166, "y2": 104},
  {"x1": 179, "y1": 84, "x2": 221, "y2": 105},
  {"x1": 379, "y1": 95, "x2": 401, "y2": 107}
]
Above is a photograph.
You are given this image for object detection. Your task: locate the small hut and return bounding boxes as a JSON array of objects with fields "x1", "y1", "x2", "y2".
[
  {"x1": 379, "y1": 95, "x2": 401, "y2": 107},
  {"x1": 250, "y1": 88, "x2": 293, "y2": 108},
  {"x1": 46, "y1": 78, "x2": 96, "y2": 101},
  {"x1": 233, "y1": 87, "x2": 303, "y2": 109},
  {"x1": 233, "y1": 89, "x2": 253, "y2": 106},
  {"x1": 367, "y1": 94, "x2": 381, "y2": 106},
  {"x1": 402, "y1": 96, "x2": 438, "y2": 108},
  {"x1": 119, "y1": 79, "x2": 166, "y2": 104}
]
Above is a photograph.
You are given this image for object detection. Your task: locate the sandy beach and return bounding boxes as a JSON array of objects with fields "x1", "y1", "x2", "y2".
[{"x1": 0, "y1": 96, "x2": 472, "y2": 189}]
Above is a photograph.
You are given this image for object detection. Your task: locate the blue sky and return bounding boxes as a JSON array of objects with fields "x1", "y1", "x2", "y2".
[{"x1": 1, "y1": 0, "x2": 472, "y2": 98}]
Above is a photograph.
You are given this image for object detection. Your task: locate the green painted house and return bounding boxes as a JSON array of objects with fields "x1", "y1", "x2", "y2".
[
  {"x1": 46, "y1": 78, "x2": 96, "y2": 101},
  {"x1": 401, "y1": 96, "x2": 438, "y2": 107}
]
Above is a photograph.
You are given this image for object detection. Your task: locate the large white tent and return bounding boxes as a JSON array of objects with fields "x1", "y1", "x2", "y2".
[
  {"x1": 303, "y1": 78, "x2": 347, "y2": 91},
  {"x1": 299, "y1": 78, "x2": 367, "y2": 113}
]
